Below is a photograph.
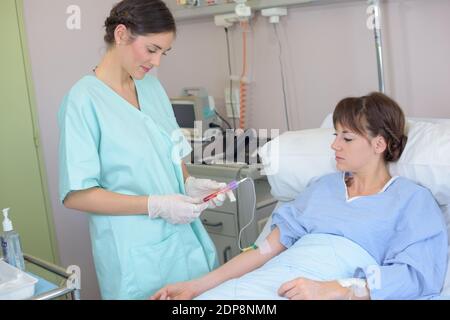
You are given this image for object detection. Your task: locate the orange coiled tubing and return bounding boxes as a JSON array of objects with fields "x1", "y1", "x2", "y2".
[{"x1": 239, "y1": 20, "x2": 248, "y2": 130}]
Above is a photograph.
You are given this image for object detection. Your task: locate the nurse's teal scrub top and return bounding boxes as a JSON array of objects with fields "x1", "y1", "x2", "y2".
[{"x1": 58, "y1": 74, "x2": 218, "y2": 299}]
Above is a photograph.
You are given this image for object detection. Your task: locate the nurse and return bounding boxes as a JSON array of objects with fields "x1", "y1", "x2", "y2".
[{"x1": 58, "y1": 0, "x2": 225, "y2": 299}]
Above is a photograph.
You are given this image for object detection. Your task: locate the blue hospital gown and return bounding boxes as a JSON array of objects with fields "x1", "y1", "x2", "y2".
[{"x1": 271, "y1": 172, "x2": 448, "y2": 300}]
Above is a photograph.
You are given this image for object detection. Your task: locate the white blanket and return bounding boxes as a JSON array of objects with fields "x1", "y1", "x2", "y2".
[{"x1": 196, "y1": 233, "x2": 377, "y2": 300}]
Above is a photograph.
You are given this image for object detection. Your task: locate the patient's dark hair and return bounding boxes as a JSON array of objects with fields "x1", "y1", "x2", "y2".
[
  {"x1": 104, "y1": 0, "x2": 176, "y2": 46},
  {"x1": 332, "y1": 92, "x2": 408, "y2": 162}
]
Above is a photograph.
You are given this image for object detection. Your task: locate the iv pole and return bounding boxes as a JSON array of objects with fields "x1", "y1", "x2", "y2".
[{"x1": 369, "y1": 0, "x2": 385, "y2": 93}]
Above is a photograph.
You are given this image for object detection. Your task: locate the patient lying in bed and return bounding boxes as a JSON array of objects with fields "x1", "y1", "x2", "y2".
[
  {"x1": 151, "y1": 92, "x2": 448, "y2": 300},
  {"x1": 195, "y1": 172, "x2": 447, "y2": 300}
]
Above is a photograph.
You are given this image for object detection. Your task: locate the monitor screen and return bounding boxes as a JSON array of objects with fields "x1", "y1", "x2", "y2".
[{"x1": 172, "y1": 102, "x2": 196, "y2": 128}]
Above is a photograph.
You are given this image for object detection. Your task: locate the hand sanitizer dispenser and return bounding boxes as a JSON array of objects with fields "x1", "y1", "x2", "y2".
[{"x1": 0, "y1": 208, "x2": 25, "y2": 270}]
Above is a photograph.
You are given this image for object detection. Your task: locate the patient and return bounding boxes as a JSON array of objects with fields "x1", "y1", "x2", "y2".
[{"x1": 151, "y1": 92, "x2": 448, "y2": 300}]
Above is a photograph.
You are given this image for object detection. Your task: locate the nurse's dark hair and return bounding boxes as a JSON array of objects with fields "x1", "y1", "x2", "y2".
[
  {"x1": 332, "y1": 92, "x2": 408, "y2": 162},
  {"x1": 104, "y1": 0, "x2": 176, "y2": 46}
]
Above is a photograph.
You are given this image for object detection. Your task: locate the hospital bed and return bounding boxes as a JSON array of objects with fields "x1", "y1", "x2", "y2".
[{"x1": 252, "y1": 114, "x2": 450, "y2": 300}]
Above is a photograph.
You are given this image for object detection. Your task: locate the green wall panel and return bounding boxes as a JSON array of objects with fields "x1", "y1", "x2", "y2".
[{"x1": 0, "y1": 0, "x2": 58, "y2": 265}]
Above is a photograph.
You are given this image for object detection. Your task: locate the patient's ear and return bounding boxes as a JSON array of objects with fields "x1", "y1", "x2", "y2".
[{"x1": 372, "y1": 135, "x2": 387, "y2": 155}]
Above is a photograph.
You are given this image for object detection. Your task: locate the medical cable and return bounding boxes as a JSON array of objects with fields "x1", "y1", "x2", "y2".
[
  {"x1": 273, "y1": 23, "x2": 291, "y2": 131},
  {"x1": 214, "y1": 110, "x2": 232, "y2": 130},
  {"x1": 225, "y1": 28, "x2": 237, "y2": 129},
  {"x1": 236, "y1": 177, "x2": 257, "y2": 252}
]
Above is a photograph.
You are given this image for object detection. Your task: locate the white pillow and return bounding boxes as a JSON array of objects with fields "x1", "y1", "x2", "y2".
[
  {"x1": 259, "y1": 128, "x2": 336, "y2": 201},
  {"x1": 390, "y1": 121, "x2": 450, "y2": 206}
]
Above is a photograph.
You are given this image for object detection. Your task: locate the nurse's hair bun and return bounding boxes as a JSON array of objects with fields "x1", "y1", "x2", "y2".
[
  {"x1": 105, "y1": 8, "x2": 135, "y2": 30},
  {"x1": 104, "y1": 0, "x2": 176, "y2": 46}
]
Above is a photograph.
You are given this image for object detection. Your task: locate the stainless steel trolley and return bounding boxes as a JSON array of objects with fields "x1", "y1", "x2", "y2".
[{"x1": 24, "y1": 254, "x2": 81, "y2": 300}]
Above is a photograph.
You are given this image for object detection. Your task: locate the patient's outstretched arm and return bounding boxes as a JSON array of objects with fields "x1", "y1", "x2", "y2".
[
  {"x1": 199, "y1": 227, "x2": 286, "y2": 292},
  {"x1": 151, "y1": 227, "x2": 286, "y2": 300}
]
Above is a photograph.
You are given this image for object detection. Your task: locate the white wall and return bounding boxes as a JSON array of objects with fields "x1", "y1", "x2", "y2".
[
  {"x1": 159, "y1": 0, "x2": 450, "y2": 131},
  {"x1": 22, "y1": 0, "x2": 450, "y2": 300}
]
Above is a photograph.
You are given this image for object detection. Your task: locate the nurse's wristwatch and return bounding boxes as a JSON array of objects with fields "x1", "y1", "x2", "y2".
[{"x1": 337, "y1": 278, "x2": 368, "y2": 300}]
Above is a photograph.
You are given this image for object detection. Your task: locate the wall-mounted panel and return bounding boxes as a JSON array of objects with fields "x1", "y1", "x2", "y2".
[{"x1": 166, "y1": 0, "x2": 362, "y2": 21}]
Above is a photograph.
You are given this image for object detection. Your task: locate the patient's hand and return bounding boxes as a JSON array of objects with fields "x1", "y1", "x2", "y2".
[
  {"x1": 278, "y1": 277, "x2": 348, "y2": 300},
  {"x1": 150, "y1": 280, "x2": 200, "y2": 300}
]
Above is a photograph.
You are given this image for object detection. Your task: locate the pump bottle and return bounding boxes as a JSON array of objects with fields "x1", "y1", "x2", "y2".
[{"x1": 0, "y1": 208, "x2": 25, "y2": 270}]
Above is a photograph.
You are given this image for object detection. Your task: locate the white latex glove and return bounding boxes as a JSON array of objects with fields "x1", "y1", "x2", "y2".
[
  {"x1": 185, "y1": 176, "x2": 227, "y2": 209},
  {"x1": 147, "y1": 194, "x2": 209, "y2": 225}
]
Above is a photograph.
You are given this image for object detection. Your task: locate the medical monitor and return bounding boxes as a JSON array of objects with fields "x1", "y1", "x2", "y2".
[
  {"x1": 171, "y1": 100, "x2": 196, "y2": 129},
  {"x1": 170, "y1": 96, "x2": 217, "y2": 141}
]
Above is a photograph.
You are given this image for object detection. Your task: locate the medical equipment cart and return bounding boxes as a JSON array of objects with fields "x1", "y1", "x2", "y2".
[{"x1": 24, "y1": 253, "x2": 80, "y2": 300}]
